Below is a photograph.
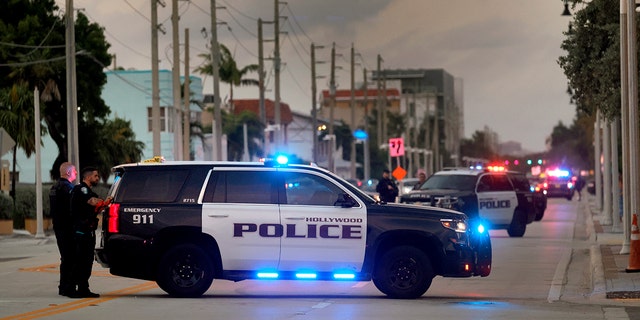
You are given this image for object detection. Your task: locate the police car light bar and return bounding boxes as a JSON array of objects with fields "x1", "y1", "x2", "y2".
[
  {"x1": 548, "y1": 169, "x2": 570, "y2": 177},
  {"x1": 295, "y1": 273, "x2": 317, "y2": 279},
  {"x1": 256, "y1": 272, "x2": 279, "y2": 279},
  {"x1": 333, "y1": 273, "x2": 356, "y2": 280}
]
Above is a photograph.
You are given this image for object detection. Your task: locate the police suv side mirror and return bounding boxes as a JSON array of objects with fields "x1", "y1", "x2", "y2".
[{"x1": 335, "y1": 193, "x2": 357, "y2": 208}]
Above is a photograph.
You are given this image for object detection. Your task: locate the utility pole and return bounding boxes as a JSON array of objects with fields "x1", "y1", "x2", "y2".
[
  {"x1": 171, "y1": 0, "x2": 182, "y2": 161},
  {"x1": 627, "y1": 0, "x2": 640, "y2": 265},
  {"x1": 258, "y1": 19, "x2": 266, "y2": 127},
  {"x1": 311, "y1": 43, "x2": 318, "y2": 164},
  {"x1": 151, "y1": 0, "x2": 161, "y2": 156},
  {"x1": 183, "y1": 28, "x2": 191, "y2": 160},
  {"x1": 620, "y1": 0, "x2": 630, "y2": 254},
  {"x1": 65, "y1": 0, "x2": 79, "y2": 177},
  {"x1": 376, "y1": 55, "x2": 382, "y2": 148},
  {"x1": 329, "y1": 42, "x2": 336, "y2": 173},
  {"x1": 273, "y1": 0, "x2": 282, "y2": 152},
  {"x1": 382, "y1": 72, "x2": 387, "y2": 145},
  {"x1": 210, "y1": 0, "x2": 222, "y2": 160},
  {"x1": 363, "y1": 68, "x2": 370, "y2": 182},
  {"x1": 350, "y1": 43, "x2": 356, "y2": 179}
]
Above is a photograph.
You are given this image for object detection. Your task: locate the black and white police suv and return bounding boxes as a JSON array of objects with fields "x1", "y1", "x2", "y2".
[
  {"x1": 95, "y1": 157, "x2": 491, "y2": 299},
  {"x1": 399, "y1": 168, "x2": 534, "y2": 237}
]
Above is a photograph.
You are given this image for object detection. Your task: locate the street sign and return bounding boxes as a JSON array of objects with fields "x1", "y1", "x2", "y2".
[
  {"x1": 392, "y1": 166, "x2": 407, "y2": 181},
  {"x1": 388, "y1": 138, "x2": 404, "y2": 157}
]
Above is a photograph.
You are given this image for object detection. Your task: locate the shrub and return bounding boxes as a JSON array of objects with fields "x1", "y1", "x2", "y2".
[
  {"x1": 14, "y1": 184, "x2": 52, "y2": 220},
  {"x1": 0, "y1": 192, "x2": 13, "y2": 220}
]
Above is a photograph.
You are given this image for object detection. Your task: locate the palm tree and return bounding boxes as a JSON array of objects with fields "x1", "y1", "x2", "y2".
[
  {"x1": 196, "y1": 44, "x2": 259, "y2": 109},
  {"x1": 0, "y1": 81, "x2": 40, "y2": 201},
  {"x1": 94, "y1": 118, "x2": 145, "y2": 183}
]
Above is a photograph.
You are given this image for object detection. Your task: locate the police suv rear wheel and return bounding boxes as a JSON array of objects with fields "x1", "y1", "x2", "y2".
[
  {"x1": 507, "y1": 209, "x2": 526, "y2": 237},
  {"x1": 156, "y1": 244, "x2": 214, "y2": 298},
  {"x1": 373, "y1": 246, "x2": 434, "y2": 299}
]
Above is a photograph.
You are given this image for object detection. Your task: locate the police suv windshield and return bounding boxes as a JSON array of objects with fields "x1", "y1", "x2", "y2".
[{"x1": 419, "y1": 175, "x2": 477, "y2": 191}]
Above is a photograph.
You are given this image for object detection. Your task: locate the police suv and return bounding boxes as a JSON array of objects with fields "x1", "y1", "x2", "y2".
[
  {"x1": 399, "y1": 168, "x2": 533, "y2": 237},
  {"x1": 95, "y1": 157, "x2": 491, "y2": 299}
]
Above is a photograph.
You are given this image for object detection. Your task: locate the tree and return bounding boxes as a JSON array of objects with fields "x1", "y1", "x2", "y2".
[
  {"x1": 459, "y1": 130, "x2": 498, "y2": 161},
  {"x1": 0, "y1": 82, "x2": 38, "y2": 200},
  {"x1": 0, "y1": 2, "x2": 143, "y2": 181},
  {"x1": 93, "y1": 118, "x2": 145, "y2": 183},
  {"x1": 558, "y1": 0, "x2": 621, "y2": 120},
  {"x1": 196, "y1": 44, "x2": 259, "y2": 108},
  {"x1": 222, "y1": 110, "x2": 264, "y2": 161}
]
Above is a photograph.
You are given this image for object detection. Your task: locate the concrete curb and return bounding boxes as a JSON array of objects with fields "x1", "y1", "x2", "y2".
[{"x1": 585, "y1": 200, "x2": 607, "y2": 301}]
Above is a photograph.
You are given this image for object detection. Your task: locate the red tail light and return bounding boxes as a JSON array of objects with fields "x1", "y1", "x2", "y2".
[{"x1": 108, "y1": 203, "x2": 120, "y2": 233}]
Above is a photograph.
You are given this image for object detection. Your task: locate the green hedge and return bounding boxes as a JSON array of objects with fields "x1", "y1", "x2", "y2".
[{"x1": 0, "y1": 192, "x2": 14, "y2": 220}]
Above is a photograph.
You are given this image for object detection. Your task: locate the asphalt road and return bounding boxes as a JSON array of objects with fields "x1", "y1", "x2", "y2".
[{"x1": 0, "y1": 198, "x2": 638, "y2": 319}]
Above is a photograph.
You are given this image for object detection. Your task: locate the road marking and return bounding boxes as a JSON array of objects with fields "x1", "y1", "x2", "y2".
[
  {"x1": 548, "y1": 248, "x2": 571, "y2": 302},
  {"x1": 311, "y1": 302, "x2": 332, "y2": 309},
  {"x1": 1, "y1": 282, "x2": 158, "y2": 320}
]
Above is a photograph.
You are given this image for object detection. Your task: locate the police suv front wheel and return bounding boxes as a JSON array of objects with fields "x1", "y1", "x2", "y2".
[
  {"x1": 372, "y1": 246, "x2": 434, "y2": 299},
  {"x1": 156, "y1": 244, "x2": 215, "y2": 298}
]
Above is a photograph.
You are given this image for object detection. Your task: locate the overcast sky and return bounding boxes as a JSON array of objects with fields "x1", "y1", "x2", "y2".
[{"x1": 56, "y1": 0, "x2": 577, "y2": 152}]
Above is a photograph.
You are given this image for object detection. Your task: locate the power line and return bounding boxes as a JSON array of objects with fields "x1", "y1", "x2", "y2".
[
  {"x1": 284, "y1": 65, "x2": 310, "y2": 99},
  {"x1": 82, "y1": 10, "x2": 151, "y2": 59},
  {"x1": 282, "y1": 34, "x2": 310, "y2": 70},
  {"x1": 285, "y1": 18, "x2": 309, "y2": 56},
  {"x1": 284, "y1": 3, "x2": 313, "y2": 44},
  {"x1": 122, "y1": 0, "x2": 150, "y2": 23},
  {"x1": 0, "y1": 41, "x2": 64, "y2": 49},
  {"x1": 0, "y1": 54, "x2": 69, "y2": 67},
  {"x1": 84, "y1": 51, "x2": 174, "y2": 106},
  {"x1": 219, "y1": 0, "x2": 258, "y2": 21},
  {"x1": 224, "y1": 25, "x2": 258, "y2": 59}
]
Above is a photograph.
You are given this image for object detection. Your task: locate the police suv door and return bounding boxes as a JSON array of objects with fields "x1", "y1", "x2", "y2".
[
  {"x1": 200, "y1": 167, "x2": 280, "y2": 271},
  {"x1": 277, "y1": 168, "x2": 367, "y2": 272},
  {"x1": 475, "y1": 173, "x2": 518, "y2": 226}
]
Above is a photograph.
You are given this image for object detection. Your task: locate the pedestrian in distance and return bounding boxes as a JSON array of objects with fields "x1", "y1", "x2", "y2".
[
  {"x1": 70, "y1": 167, "x2": 111, "y2": 298},
  {"x1": 49, "y1": 162, "x2": 78, "y2": 297},
  {"x1": 575, "y1": 175, "x2": 586, "y2": 201},
  {"x1": 413, "y1": 170, "x2": 427, "y2": 190},
  {"x1": 376, "y1": 169, "x2": 398, "y2": 203}
]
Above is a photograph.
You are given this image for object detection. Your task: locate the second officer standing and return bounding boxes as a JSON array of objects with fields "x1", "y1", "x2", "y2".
[{"x1": 70, "y1": 167, "x2": 110, "y2": 298}]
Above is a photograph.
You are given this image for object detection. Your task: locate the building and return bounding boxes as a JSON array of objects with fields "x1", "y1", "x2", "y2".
[
  {"x1": 4, "y1": 69, "x2": 203, "y2": 183},
  {"x1": 104, "y1": 69, "x2": 204, "y2": 162},
  {"x1": 372, "y1": 69, "x2": 464, "y2": 171}
]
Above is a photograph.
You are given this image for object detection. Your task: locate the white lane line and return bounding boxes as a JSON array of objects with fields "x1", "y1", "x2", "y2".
[{"x1": 548, "y1": 248, "x2": 572, "y2": 302}]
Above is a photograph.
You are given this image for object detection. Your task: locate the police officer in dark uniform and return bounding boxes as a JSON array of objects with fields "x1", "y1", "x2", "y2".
[
  {"x1": 70, "y1": 167, "x2": 109, "y2": 298},
  {"x1": 376, "y1": 169, "x2": 398, "y2": 203},
  {"x1": 49, "y1": 162, "x2": 77, "y2": 297}
]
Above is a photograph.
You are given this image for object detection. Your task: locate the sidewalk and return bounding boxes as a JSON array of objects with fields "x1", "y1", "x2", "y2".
[{"x1": 588, "y1": 197, "x2": 640, "y2": 300}]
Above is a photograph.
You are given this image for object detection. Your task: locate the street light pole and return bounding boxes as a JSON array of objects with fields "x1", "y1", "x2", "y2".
[{"x1": 210, "y1": 0, "x2": 222, "y2": 160}]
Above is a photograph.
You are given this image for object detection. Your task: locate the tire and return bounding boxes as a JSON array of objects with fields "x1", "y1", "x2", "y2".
[
  {"x1": 372, "y1": 246, "x2": 434, "y2": 299},
  {"x1": 534, "y1": 208, "x2": 544, "y2": 221},
  {"x1": 156, "y1": 244, "x2": 214, "y2": 298},
  {"x1": 507, "y1": 209, "x2": 526, "y2": 237}
]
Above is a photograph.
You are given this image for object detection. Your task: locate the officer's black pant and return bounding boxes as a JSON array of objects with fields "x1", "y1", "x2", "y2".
[
  {"x1": 73, "y1": 231, "x2": 96, "y2": 292},
  {"x1": 54, "y1": 226, "x2": 76, "y2": 294}
]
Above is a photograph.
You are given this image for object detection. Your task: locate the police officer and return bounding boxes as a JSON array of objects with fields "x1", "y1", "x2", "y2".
[
  {"x1": 413, "y1": 170, "x2": 427, "y2": 190},
  {"x1": 49, "y1": 162, "x2": 77, "y2": 297},
  {"x1": 376, "y1": 169, "x2": 398, "y2": 203},
  {"x1": 70, "y1": 167, "x2": 109, "y2": 298}
]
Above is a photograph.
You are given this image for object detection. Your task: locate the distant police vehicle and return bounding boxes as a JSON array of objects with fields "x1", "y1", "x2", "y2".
[
  {"x1": 542, "y1": 168, "x2": 575, "y2": 200},
  {"x1": 399, "y1": 168, "x2": 533, "y2": 237},
  {"x1": 95, "y1": 157, "x2": 491, "y2": 299}
]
